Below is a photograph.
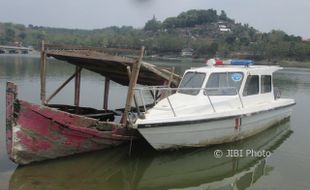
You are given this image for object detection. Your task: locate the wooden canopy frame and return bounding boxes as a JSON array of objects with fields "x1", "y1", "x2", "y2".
[{"x1": 39, "y1": 41, "x2": 181, "y2": 125}]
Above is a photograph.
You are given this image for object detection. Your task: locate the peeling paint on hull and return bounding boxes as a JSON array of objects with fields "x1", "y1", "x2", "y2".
[{"x1": 6, "y1": 82, "x2": 137, "y2": 165}]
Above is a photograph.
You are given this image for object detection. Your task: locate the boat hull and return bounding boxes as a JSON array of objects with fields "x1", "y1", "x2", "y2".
[
  {"x1": 137, "y1": 104, "x2": 294, "y2": 150},
  {"x1": 6, "y1": 82, "x2": 137, "y2": 165}
]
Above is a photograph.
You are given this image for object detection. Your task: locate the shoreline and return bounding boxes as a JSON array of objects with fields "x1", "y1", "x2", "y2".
[
  {"x1": 145, "y1": 56, "x2": 310, "y2": 68},
  {"x1": 1, "y1": 54, "x2": 309, "y2": 68}
]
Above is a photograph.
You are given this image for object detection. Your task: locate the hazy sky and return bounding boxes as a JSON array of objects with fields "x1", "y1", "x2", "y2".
[{"x1": 0, "y1": 0, "x2": 309, "y2": 38}]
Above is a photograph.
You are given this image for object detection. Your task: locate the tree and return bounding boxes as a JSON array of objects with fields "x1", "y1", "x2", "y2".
[
  {"x1": 219, "y1": 10, "x2": 228, "y2": 21},
  {"x1": 162, "y1": 17, "x2": 180, "y2": 29},
  {"x1": 5, "y1": 28, "x2": 15, "y2": 42},
  {"x1": 18, "y1": 32, "x2": 27, "y2": 40},
  {"x1": 144, "y1": 16, "x2": 161, "y2": 31},
  {"x1": 163, "y1": 9, "x2": 219, "y2": 29}
]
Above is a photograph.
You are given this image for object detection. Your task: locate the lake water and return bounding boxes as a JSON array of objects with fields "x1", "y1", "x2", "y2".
[{"x1": 0, "y1": 55, "x2": 310, "y2": 190}]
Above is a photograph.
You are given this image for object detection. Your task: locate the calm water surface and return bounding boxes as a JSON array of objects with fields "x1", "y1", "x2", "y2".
[{"x1": 0, "y1": 55, "x2": 310, "y2": 190}]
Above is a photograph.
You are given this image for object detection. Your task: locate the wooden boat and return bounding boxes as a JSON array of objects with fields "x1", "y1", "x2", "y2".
[
  {"x1": 5, "y1": 43, "x2": 181, "y2": 164},
  {"x1": 135, "y1": 59, "x2": 296, "y2": 150}
]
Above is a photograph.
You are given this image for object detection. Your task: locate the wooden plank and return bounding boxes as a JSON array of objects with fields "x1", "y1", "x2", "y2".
[
  {"x1": 141, "y1": 61, "x2": 180, "y2": 86},
  {"x1": 74, "y1": 66, "x2": 82, "y2": 106},
  {"x1": 122, "y1": 47, "x2": 145, "y2": 125},
  {"x1": 167, "y1": 67, "x2": 175, "y2": 87},
  {"x1": 46, "y1": 68, "x2": 82, "y2": 103},
  {"x1": 126, "y1": 66, "x2": 141, "y2": 116},
  {"x1": 40, "y1": 41, "x2": 47, "y2": 105},
  {"x1": 45, "y1": 44, "x2": 141, "y2": 54},
  {"x1": 46, "y1": 49, "x2": 135, "y2": 65},
  {"x1": 103, "y1": 78, "x2": 110, "y2": 110}
]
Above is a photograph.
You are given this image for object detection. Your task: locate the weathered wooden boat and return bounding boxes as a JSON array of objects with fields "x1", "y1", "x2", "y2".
[
  {"x1": 135, "y1": 59, "x2": 296, "y2": 150},
  {"x1": 5, "y1": 43, "x2": 181, "y2": 164}
]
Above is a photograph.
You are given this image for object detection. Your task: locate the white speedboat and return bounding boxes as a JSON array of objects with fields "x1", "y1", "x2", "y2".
[{"x1": 134, "y1": 59, "x2": 295, "y2": 150}]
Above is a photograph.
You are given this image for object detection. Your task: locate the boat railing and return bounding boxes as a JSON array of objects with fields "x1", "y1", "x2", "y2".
[{"x1": 134, "y1": 86, "x2": 244, "y2": 117}]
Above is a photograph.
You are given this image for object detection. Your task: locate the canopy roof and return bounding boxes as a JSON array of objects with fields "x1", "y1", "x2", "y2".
[{"x1": 45, "y1": 45, "x2": 181, "y2": 86}]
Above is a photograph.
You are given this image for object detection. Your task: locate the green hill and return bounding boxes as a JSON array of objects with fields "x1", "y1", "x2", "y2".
[{"x1": 1, "y1": 9, "x2": 310, "y2": 62}]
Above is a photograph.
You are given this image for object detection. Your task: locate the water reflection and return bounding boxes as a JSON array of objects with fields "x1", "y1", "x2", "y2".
[
  {"x1": 9, "y1": 121, "x2": 292, "y2": 190},
  {"x1": 274, "y1": 68, "x2": 310, "y2": 96},
  {"x1": 0, "y1": 55, "x2": 204, "y2": 80}
]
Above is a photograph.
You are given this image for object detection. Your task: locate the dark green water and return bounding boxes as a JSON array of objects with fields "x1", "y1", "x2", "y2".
[{"x1": 0, "y1": 55, "x2": 310, "y2": 190}]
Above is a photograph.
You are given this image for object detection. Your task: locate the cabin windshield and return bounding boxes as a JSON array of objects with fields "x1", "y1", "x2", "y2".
[
  {"x1": 178, "y1": 72, "x2": 206, "y2": 95},
  {"x1": 205, "y1": 72, "x2": 244, "y2": 96}
]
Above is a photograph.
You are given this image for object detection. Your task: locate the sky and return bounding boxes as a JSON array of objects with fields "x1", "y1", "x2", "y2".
[{"x1": 0, "y1": 0, "x2": 309, "y2": 39}]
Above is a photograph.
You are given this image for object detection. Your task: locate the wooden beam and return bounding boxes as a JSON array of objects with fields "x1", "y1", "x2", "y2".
[
  {"x1": 141, "y1": 61, "x2": 180, "y2": 86},
  {"x1": 46, "y1": 68, "x2": 82, "y2": 104},
  {"x1": 45, "y1": 44, "x2": 141, "y2": 55},
  {"x1": 161, "y1": 67, "x2": 175, "y2": 100},
  {"x1": 40, "y1": 41, "x2": 47, "y2": 105},
  {"x1": 167, "y1": 67, "x2": 175, "y2": 88},
  {"x1": 74, "y1": 66, "x2": 82, "y2": 106},
  {"x1": 46, "y1": 50, "x2": 135, "y2": 65},
  {"x1": 126, "y1": 66, "x2": 141, "y2": 116},
  {"x1": 122, "y1": 47, "x2": 145, "y2": 125},
  {"x1": 103, "y1": 77, "x2": 110, "y2": 110}
]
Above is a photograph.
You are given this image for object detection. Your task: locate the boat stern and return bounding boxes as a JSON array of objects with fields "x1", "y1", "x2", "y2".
[{"x1": 6, "y1": 82, "x2": 17, "y2": 162}]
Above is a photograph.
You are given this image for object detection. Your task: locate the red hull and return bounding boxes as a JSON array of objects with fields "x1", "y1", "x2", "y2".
[{"x1": 6, "y1": 82, "x2": 137, "y2": 165}]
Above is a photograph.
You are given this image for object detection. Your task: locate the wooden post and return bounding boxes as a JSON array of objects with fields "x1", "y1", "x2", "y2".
[
  {"x1": 40, "y1": 41, "x2": 47, "y2": 105},
  {"x1": 126, "y1": 66, "x2": 141, "y2": 116},
  {"x1": 122, "y1": 46, "x2": 144, "y2": 125},
  {"x1": 103, "y1": 77, "x2": 110, "y2": 110},
  {"x1": 167, "y1": 67, "x2": 175, "y2": 88},
  {"x1": 74, "y1": 66, "x2": 81, "y2": 106}
]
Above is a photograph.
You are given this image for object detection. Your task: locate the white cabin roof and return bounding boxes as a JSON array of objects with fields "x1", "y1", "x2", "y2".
[{"x1": 187, "y1": 65, "x2": 282, "y2": 75}]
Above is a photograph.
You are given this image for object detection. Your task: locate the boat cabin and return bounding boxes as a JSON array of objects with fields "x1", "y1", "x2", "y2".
[
  {"x1": 134, "y1": 59, "x2": 282, "y2": 120},
  {"x1": 178, "y1": 59, "x2": 280, "y2": 107}
]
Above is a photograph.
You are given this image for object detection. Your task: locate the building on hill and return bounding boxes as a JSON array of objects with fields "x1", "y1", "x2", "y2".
[
  {"x1": 218, "y1": 22, "x2": 231, "y2": 32},
  {"x1": 181, "y1": 48, "x2": 194, "y2": 57}
]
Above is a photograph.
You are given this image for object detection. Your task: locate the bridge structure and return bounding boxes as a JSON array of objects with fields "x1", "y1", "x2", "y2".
[{"x1": 0, "y1": 45, "x2": 34, "y2": 54}]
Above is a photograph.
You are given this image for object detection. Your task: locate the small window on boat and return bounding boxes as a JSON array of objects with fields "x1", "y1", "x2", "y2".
[
  {"x1": 205, "y1": 72, "x2": 244, "y2": 96},
  {"x1": 243, "y1": 75, "x2": 259, "y2": 96},
  {"x1": 261, "y1": 75, "x2": 272, "y2": 93},
  {"x1": 178, "y1": 72, "x2": 206, "y2": 95}
]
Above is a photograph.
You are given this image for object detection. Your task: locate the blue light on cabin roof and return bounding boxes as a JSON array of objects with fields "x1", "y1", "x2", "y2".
[{"x1": 231, "y1": 60, "x2": 254, "y2": 65}]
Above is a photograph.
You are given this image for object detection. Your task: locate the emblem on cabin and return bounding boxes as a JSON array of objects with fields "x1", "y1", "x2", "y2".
[{"x1": 231, "y1": 73, "x2": 243, "y2": 82}]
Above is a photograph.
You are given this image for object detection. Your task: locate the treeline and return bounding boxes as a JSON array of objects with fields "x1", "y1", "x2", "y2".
[
  {"x1": 144, "y1": 9, "x2": 230, "y2": 30},
  {"x1": 1, "y1": 9, "x2": 310, "y2": 61},
  {"x1": 0, "y1": 23, "x2": 143, "y2": 49}
]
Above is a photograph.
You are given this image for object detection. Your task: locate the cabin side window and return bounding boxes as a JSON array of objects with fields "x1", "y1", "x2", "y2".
[
  {"x1": 243, "y1": 75, "x2": 259, "y2": 96},
  {"x1": 205, "y1": 72, "x2": 244, "y2": 96},
  {"x1": 178, "y1": 72, "x2": 206, "y2": 95},
  {"x1": 261, "y1": 75, "x2": 272, "y2": 93}
]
